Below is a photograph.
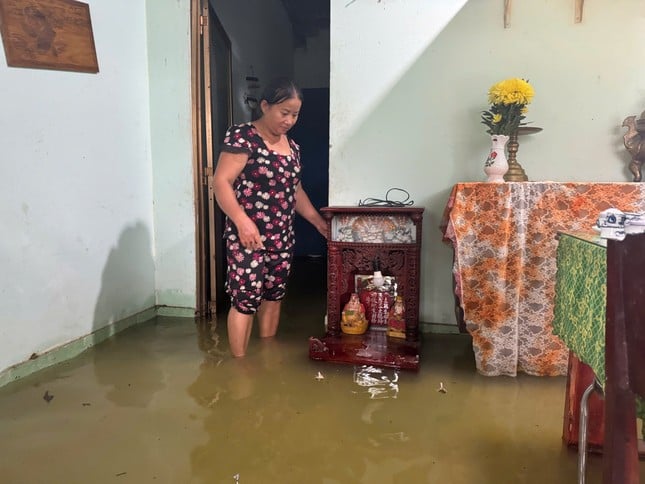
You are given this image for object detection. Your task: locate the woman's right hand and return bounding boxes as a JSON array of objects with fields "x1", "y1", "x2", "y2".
[{"x1": 235, "y1": 215, "x2": 265, "y2": 251}]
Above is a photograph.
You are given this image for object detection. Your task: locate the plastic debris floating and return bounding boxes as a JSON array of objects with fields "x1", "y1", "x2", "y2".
[{"x1": 353, "y1": 365, "x2": 399, "y2": 399}]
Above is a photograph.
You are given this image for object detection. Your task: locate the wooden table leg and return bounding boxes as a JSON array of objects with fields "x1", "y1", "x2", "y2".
[
  {"x1": 563, "y1": 352, "x2": 605, "y2": 451},
  {"x1": 603, "y1": 244, "x2": 640, "y2": 483}
]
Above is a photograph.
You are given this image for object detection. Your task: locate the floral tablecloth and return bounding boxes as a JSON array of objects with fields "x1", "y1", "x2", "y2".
[{"x1": 440, "y1": 182, "x2": 645, "y2": 377}]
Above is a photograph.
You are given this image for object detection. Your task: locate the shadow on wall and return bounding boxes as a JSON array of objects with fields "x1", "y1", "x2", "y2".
[
  {"x1": 152, "y1": 232, "x2": 197, "y2": 309},
  {"x1": 91, "y1": 222, "x2": 162, "y2": 407},
  {"x1": 91, "y1": 222, "x2": 155, "y2": 329}
]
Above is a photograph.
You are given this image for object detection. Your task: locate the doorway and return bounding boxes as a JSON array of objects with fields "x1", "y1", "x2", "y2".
[
  {"x1": 192, "y1": 0, "x2": 331, "y2": 317},
  {"x1": 290, "y1": 87, "x2": 330, "y2": 257},
  {"x1": 192, "y1": 0, "x2": 233, "y2": 317}
]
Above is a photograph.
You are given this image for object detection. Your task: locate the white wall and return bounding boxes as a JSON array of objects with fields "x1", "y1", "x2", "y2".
[
  {"x1": 147, "y1": 0, "x2": 195, "y2": 309},
  {"x1": 330, "y1": 0, "x2": 645, "y2": 328},
  {"x1": 0, "y1": 0, "x2": 156, "y2": 372},
  {"x1": 211, "y1": 0, "x2": 294, "y2": 123},
  {"x1": 5, "y1": 0, "x2": 643, "y2": 377},
  {"x1": 1, "y1": 0, "x2": 296, "y2": 378},
  {"x1": 330, "y1": 0, "x2": 469, "y2": 163}
]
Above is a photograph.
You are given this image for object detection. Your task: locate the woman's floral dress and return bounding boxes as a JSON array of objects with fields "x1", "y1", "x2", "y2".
[{"x1": 220, "y1": 123, "x2": 301, "y2": 313}]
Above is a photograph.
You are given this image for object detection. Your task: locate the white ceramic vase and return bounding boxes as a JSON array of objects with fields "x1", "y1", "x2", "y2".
[{"x1": 484, "y1": 134, "x2": 509, "y2": 182}]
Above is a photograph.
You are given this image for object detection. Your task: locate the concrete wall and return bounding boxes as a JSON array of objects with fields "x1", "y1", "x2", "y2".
[
  {"x1": 4, "y1": 0, "x2": 644, "y2": 379},
  {"x1": 0, "y1": 0, "x2": 195, "y2": 377},
  {"x1": 329, "y1": 0, "x2": 645, "y2": 328},
  {"x1": 0, "y1": 0, "x2": 155, "y2": 372},
  {"x1": 147, "y1": 0, "x2": 195, "y2": 310}
]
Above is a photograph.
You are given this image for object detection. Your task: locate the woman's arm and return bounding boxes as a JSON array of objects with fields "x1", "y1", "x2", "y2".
[
  {"x1": 295, "y1": 185, "x2": 327, "y2": 237},
  {"x1": 213, "y1": 151, "x2": 264, "y2": 250}
]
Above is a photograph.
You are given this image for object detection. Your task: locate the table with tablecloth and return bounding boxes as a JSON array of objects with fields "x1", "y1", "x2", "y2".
[
  {"x1": 440, "y1": 182, "x2": 645, "y2": 377},
  {"x1": 552, "y1": 232, "x2": 645, "y2": 427},
  {"x1": 552, "y1": 232, "x2": 607, "y2": 381}
]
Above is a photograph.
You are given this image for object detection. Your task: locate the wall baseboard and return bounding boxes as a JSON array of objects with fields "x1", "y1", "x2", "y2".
[
  {"x1": 156, "y1": 305, "x2": 196, "y2": 317},
  {"x1": 0, "y1": 305, "x2": 194, "y2": 388},
  {"x1": 419, "y1": 322, "x2": 461, "y2": 335}
]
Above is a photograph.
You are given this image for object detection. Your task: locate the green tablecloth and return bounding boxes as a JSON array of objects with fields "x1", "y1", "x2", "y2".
[{"x1": 552, "y1": 232, "x2": 645, "y2": 421}]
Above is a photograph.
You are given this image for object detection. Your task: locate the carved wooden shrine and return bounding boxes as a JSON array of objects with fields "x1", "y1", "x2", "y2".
[{"x1": 309, "y1": 206, "x2": 424, "y2": 371}]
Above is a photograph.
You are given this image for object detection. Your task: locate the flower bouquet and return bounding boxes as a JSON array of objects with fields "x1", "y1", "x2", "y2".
[{"x1": 481, "y1": 78, "x2": 534, "y2": 135}]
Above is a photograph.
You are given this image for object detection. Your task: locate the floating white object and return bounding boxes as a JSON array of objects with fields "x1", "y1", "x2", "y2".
[
  {"x1": 353, "y1": 365, "x2": 399, "y2": 399},
  {"x1": 437, "y1": 382, "x2": 447, "y2": 393},
  {"x1": 315, "y1": 371, "x2": 325, "y2": 381}
]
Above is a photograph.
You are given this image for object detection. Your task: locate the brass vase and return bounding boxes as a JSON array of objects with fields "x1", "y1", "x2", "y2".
[{"x1": 503, "y1": 127, "x2": 543, "y2": 182}]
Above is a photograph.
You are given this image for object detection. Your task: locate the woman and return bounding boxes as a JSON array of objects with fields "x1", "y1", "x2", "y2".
[{"x1": 213, "y1": 77, "x2": 327, "y2": 357}]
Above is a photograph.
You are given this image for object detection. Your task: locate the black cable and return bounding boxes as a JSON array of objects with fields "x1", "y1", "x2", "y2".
[{"x1": 358, "y1": 188, "x2": 414, "y2": 207}]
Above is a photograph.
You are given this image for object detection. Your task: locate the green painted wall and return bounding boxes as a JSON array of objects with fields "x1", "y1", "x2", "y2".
[{"x1": 330, "y1": 0, "x2": 645, "y2": 327}]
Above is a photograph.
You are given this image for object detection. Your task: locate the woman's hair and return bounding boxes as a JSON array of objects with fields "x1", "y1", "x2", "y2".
[{"x1": 260, "y1": 77, "x2": 303, "y2": 105}]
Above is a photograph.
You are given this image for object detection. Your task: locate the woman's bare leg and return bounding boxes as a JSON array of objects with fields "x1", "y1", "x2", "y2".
[
  {"x1": 227, "y1": 307, "x2": 254, "y2": 357},
  {"x1": 257, "y1": 300, "x2": 282, "y2": 338}
]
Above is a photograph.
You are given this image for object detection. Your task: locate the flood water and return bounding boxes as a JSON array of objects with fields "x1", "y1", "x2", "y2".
[{"x1": 0, "y1": 258, "x2": 642, "y2": 483}]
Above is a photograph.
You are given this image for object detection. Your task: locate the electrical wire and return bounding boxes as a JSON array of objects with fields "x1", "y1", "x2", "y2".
[{"x1": 358, "y1": 188, "x2": 414, "y2": 207}]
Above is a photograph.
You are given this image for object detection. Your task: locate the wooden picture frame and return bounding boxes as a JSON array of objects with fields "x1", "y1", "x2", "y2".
[{"x1": 0, "y1": 0, "x2": 98, "y2": 73}]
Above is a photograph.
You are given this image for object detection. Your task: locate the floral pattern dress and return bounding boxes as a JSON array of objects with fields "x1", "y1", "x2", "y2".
[{"x1": 221, "y1": 123, "x2": 302, "y2": 313}]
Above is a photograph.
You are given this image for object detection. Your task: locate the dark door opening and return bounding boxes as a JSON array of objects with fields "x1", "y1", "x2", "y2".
[
  {"x1": 290, "y1": 87, "x2": 330, "y2": 258},
  {"x1": 195, "y1": 1, "x2": 330, "y2": 316}
]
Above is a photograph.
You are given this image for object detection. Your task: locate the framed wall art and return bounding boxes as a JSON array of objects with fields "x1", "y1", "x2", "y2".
[{"x1": 0, "y1": 0, "x2": 99, "y2": 73}]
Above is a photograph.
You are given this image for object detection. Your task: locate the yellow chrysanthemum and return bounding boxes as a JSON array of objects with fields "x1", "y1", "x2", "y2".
[
  {"x1": 482, "y1": 77, "x2": 534, "y2": 135},
  {"x1": 487, "y1": 78, "x2": 534, "y2": 106}
]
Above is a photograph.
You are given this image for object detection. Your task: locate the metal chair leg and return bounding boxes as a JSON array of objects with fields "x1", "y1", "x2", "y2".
[{"x1": 578, "y1": 382, "x2": 595, "y2": 484}]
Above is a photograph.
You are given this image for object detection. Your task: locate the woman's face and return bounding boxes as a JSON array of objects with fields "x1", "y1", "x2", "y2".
[{"x1": 261, "y1": 97, "x2": 302, "y2": 135}]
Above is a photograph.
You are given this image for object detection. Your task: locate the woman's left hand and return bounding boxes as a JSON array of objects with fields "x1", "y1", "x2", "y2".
[{"x1": 314, "y1": 219, "x2": 327, "y2": 238}]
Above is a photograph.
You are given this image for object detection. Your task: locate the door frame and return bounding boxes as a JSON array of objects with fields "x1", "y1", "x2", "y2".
[{"x1": 190, "y1": 0, "x2": 232, "y2": 317}]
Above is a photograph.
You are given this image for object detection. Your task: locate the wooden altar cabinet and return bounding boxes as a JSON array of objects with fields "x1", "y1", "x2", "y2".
[
  {"x1": 309, "y1": 206, "x2": 424, "y2": 371},
  {"x1": 440, "y1": 182, "x2": 645, "y2": 377}
]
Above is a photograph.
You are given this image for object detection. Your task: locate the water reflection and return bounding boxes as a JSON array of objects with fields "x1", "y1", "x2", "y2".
[
  {"x1": 189, "y1": 325, "x2": 312, "y2": 482},
  {"x1": 186, "y1": 318, "x2": 442, "y2": 483},
  {"x1": 93, "y1": 329, "x2": 164, "y2": 407},
  {"x1": 195, "y1": 319, "x2": 226, "y2": 362},
  {"x1": 177, "y1": 271, "x2": 604, "y2": 484},
  {"x1": 0, "y1": 309, "x2": 627, "y2": 483},
  {"x1": 92, "y1": 223, "x2": 161, "y2": 407}
]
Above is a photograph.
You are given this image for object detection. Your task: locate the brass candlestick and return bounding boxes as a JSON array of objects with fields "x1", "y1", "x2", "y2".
[{"x1": 504, "y1": 126, "x2": 543, "y2": 182}]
